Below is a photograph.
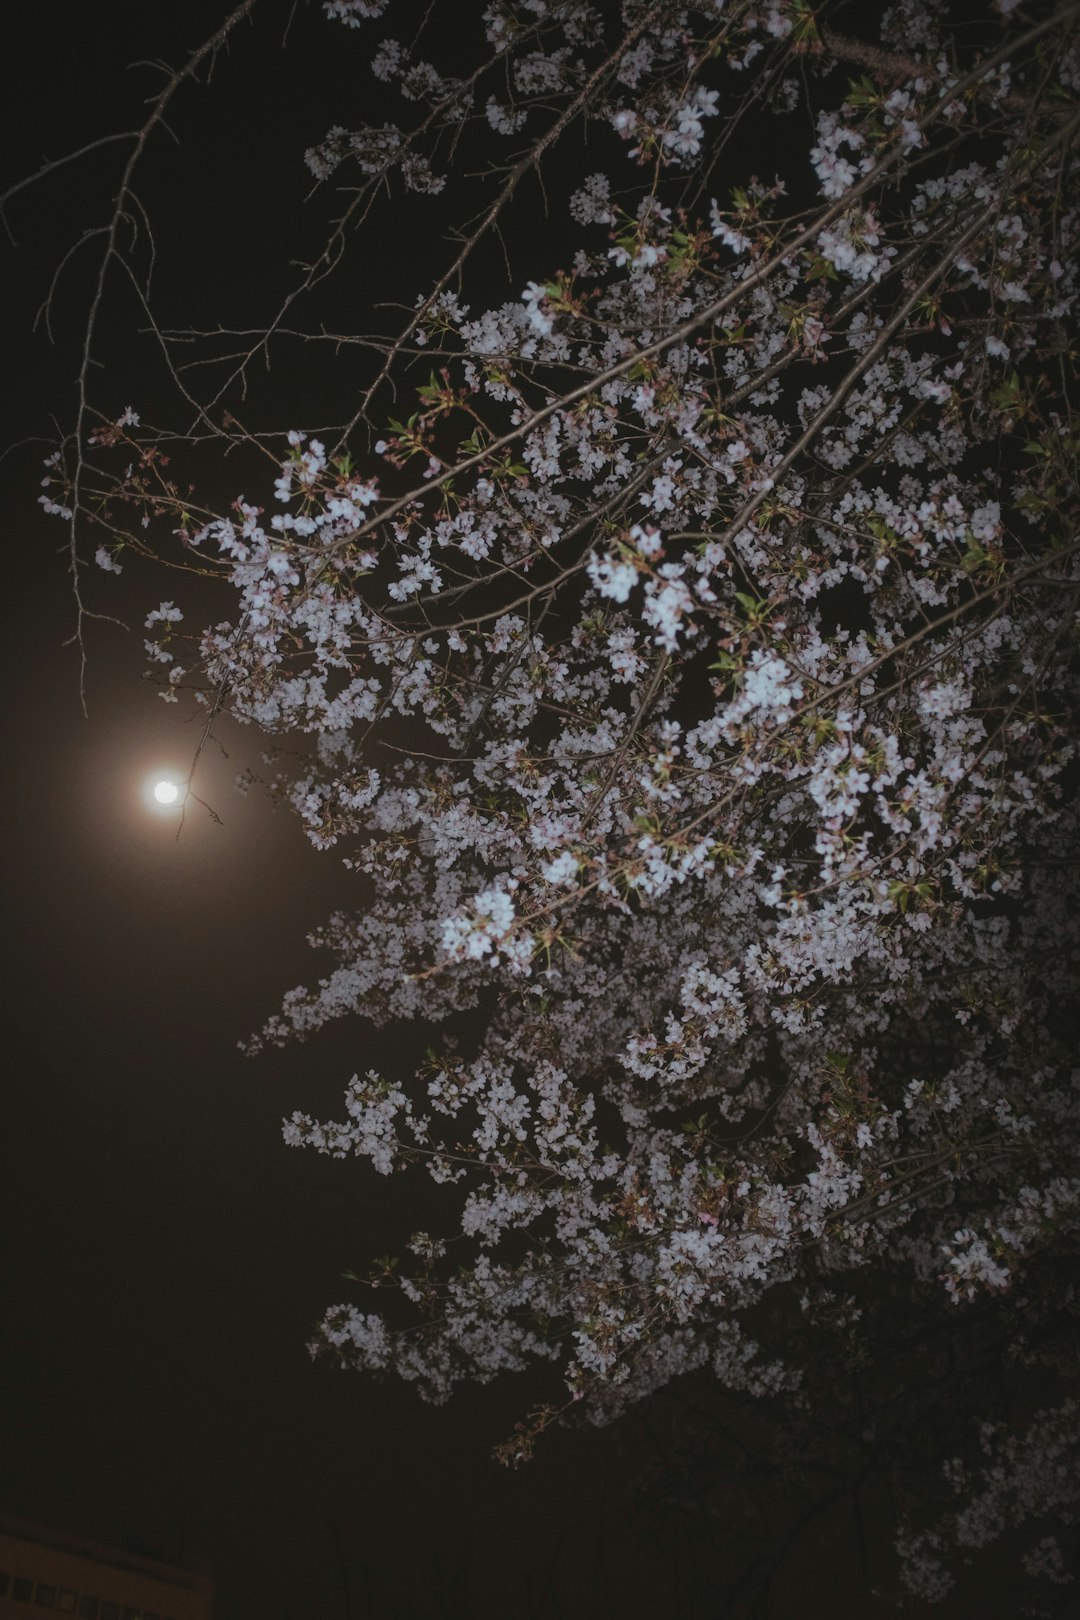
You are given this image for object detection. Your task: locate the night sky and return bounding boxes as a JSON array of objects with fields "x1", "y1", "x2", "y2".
[
  {"x1": 0, "y1": 7, "x2": 697, "y2": 1616},
  {"x1": 0, "y1": 5, "x2": 1036, "y2": 1617}
]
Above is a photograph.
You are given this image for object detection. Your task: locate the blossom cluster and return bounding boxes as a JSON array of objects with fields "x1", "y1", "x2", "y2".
[{"x1": 42, "y1": 0, "x2": 1080, "y2": 1602}]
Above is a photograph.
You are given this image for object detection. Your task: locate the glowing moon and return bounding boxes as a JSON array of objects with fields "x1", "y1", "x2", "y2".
[{"x1": 143, "y1": 769, "x2": 185, "y2": 814}]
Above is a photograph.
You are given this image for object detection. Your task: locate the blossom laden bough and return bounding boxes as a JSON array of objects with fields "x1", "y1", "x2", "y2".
[{"x1": 26, "y1": 0, "x2": 1080, "y2": 1604}]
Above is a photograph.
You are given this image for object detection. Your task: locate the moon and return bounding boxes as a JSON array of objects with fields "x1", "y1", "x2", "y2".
[{"x1": 144, "y1": 769, "x2": 186, "y2": 814}]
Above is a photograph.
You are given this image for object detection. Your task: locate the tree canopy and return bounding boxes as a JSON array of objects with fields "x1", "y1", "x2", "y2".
[{"x1": 24, "y1": 0, "x2": 1080, "y2": 1607}]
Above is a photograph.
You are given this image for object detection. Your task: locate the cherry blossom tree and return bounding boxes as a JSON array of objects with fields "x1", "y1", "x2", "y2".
[{"x1": 25, "y1": 0, "x2": 1080, "y2": 1604}]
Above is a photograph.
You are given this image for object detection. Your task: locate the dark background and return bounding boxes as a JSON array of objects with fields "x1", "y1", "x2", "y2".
[{"x1": 0, "y1": 5, "x2": 705, "y2": 1615}]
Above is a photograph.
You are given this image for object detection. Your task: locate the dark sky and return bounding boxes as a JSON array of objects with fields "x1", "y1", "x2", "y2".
[
  {"x1": 0, "y1": 5, "x2": 1030, "y2": 1617},
  {"x1": 0, "y1": 6, "x2": 701, "y2": 1616},
  {"x1": 0, "y1": 6, "x2": 620, "y2": 1615}
]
